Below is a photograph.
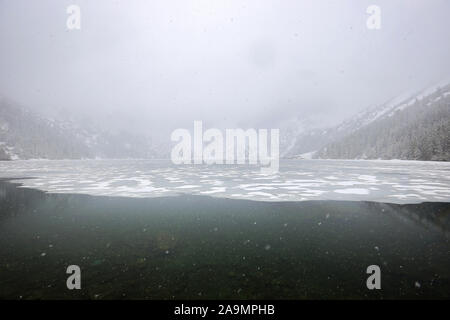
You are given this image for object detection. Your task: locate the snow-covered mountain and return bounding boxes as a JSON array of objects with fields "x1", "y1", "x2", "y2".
[
  {"x1": 2, "y1": 80, "x2": 449, "y2": 161},
  {"x1": 0, "y1": 98, "x2": 162, "y2": 160},
  {"x1": 334, "y1": 81, "x2": 450, "y2": 133},
  {"x1": 318, "y1": 82, "x2": 450, "y2": 160},
  {"x1": 278, "y1": 115, "x2": 331, "y2": 157},
  {"x1": 283, "y1": 81, "x2": 450, "y2": 160}
]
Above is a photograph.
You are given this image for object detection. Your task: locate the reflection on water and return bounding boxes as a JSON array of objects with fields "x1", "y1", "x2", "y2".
[{"x1": 0, "y1": 179, "x2": 449, "y2": 299}]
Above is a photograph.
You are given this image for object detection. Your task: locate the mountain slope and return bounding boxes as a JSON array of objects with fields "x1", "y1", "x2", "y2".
[
  {"x1": 0, "y1": 98, "x2": 160, "y2": 160},
  {"x1": 316, "y1": 84, "x2": 450, "y2": 161}
]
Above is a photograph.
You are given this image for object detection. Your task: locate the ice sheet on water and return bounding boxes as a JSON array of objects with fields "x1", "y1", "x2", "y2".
[
  {"x1": 334, "y1": 188, "x2": 370, "y2": 195},
  {"x1": 0, "y1": 159, "x2": 449, "y2": 204}
]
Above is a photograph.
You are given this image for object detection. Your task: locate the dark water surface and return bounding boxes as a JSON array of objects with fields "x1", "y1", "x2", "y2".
[{"x1": 0, "y1": 179, "x2": 449, "y2": 299}]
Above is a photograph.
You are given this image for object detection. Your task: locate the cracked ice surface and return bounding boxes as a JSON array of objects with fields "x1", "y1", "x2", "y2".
[{"x1": 0, "y1": 159, "x2": 449, "y2": 204}]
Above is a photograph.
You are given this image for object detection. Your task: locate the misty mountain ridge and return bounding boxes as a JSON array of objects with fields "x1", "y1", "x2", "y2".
[
  {"x1": 1, "y1": 81, "x2": 449, "y2": 161},
  {"x1": 0, "y1": 98, "x2": 161, "y2": 160},
  {"x1": 315, "y1": 83, "x2": 450, "y2": 161},
  {"x1": 284, "y1": 81, "x2": 450, "y2": 161}
]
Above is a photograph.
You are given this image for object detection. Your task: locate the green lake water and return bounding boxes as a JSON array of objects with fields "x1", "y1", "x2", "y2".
[{"x1": 0, "y1": 180, "x2": 449, "y2": 299}]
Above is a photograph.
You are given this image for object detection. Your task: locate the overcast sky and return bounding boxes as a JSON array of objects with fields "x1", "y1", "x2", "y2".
[{"x1": 1, "y1": 0, "x2": 449, "y2": 138}]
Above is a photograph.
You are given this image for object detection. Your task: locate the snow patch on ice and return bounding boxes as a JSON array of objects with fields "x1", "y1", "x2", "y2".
[{"x1": 334, "y1": 188, "x2": 370, "y2": 195}]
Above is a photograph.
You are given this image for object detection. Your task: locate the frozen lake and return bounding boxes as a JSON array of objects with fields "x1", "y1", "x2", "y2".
[
  {"x1": 1, "y1": 162, "x2": 449, "y2": 299},
  {"x1": 0, "y1": 159, "x2": 449, "y2": 203}
]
